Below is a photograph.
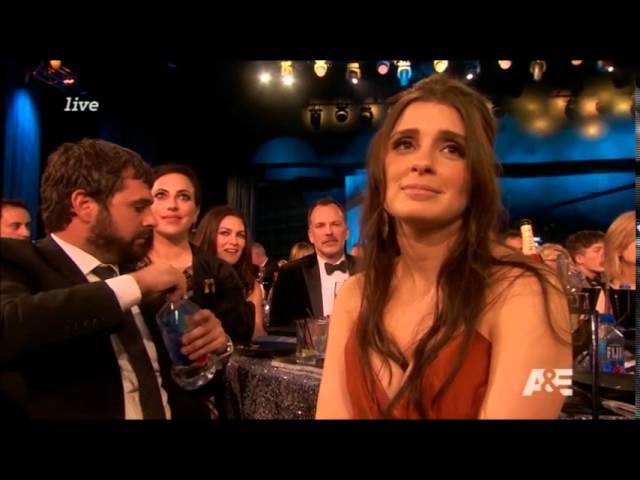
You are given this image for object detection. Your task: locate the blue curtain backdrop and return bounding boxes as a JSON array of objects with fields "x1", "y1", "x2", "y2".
[{"x1": 3, "y1": 87, "x2": 41, "y2": 237}]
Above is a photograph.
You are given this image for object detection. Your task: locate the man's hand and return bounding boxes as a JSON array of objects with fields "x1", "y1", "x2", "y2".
[
  {"x1": 181, "y1": 309, "x2": 228, "y2": 360},
  {"x1": 130, "y1": 263, "x2": 187, "y2": 303}
]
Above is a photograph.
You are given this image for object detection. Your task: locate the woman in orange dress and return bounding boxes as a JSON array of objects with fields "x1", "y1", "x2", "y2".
[{"x1": 316, "y1": 75, "x2": 572, "y2": 419}]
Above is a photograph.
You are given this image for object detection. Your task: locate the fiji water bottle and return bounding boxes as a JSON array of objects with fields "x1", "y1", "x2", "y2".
[
  {"x1": 156, "y1": 297, "x2": 217, "y2": 390},
  {"x1": 597, "y1": 313, "x2": 625, "y2": 374}
]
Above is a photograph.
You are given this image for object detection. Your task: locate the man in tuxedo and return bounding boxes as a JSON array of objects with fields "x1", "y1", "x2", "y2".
[
  {"x1": 269, "y1": 198, "x2": 358, "y2": 332},
  {"x1": 0, "y1": 139, "x2": 230, "y2": 419}
]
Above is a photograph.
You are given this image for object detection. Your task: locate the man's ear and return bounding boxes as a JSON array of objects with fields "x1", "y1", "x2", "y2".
[
  {"x1": 574, "y1": 252, "x2": 585, "y2": 266},
  {"x1": 69, "y1": 189, "x2": 98, "y2": 224}
]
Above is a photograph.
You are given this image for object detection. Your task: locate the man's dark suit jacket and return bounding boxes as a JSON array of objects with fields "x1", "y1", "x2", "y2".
[
  {"x1": 0, "y1": 237, "x2": 253, "y2": 419},
  {"x1": 268, "y1": 253, "x2": 358, "y2": 333}
]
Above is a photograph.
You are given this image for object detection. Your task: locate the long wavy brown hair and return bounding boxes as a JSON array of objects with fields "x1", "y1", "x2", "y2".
[
  {"x1": 192, "y1": 206, "x2": 256, "y2": 296},
  {"x1": 357, "y1": 74, "x2": 568, "y2": 418}
]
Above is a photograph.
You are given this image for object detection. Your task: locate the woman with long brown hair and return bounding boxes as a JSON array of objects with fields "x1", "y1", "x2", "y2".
[
  {"x1": 317, "y1": 75, "x2": 571, "y2": 419},
  {"x1": 193, "y1": 206, "x2": 265, "y2": 337}
]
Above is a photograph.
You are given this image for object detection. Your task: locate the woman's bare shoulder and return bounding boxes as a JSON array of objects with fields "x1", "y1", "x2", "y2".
[{"x1": 338, "y1": 273, "x2": 365, "y2": 315}]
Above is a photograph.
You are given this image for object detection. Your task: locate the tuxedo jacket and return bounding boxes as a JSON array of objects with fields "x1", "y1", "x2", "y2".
[
  {"x1": 0, "y1": 237, "x2": 252, "y2": 419},
  {"x1": 268, "y1": 253, "x2": 359, "y2": 332}
]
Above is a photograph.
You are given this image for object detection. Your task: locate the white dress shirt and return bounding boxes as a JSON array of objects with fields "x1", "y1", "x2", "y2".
[
  {"x1": 316, "y1": 254, "x2": 349, "y2": 318},
  {"x1": 50, "y1": 234, "x2": 171, "y2": 419}
]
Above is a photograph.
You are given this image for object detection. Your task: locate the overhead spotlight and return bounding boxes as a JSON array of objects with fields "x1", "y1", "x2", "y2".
[
  {"x1": 314, "y1": 60, "x2": 329, "y2": 78},
  {"x1": 335, "y1": 104, "x2": 349, "y2": 123},
  {"x1": 530, "y1": 60, "x2": 546, "y2": 81},
  {"x1": 32, "y1": 61, "x2": 78, "y2": 92},
  {"x1": 529, "y1": 116, "x2": 554, "y2": 136},
  {"x1": 377, "y1": 60, "x2": 390, "y2": 75},
  {"x1": 359, "y1": 105, "x2": 374, "y2": 127},
  {"x1": 396, "y1": 60, "x2": 412, "y2": 87},
  {"x1": 498, "y1": 60, "x2": 512, "y2": 70},
  {"x1": 280, "y1": 61, "x2": 294, "y2": 86},
  {"x1": 309, "y1": 107, "x2": 322, "y2": 130},
  {"x1": 433, "y1": 60, "x2": 449, "y2": 73},
  {"x1": 597, "y1": 60, "x2": 614, "y2": 73},
  {"x1": 571, "y1": 60, "x2": 583, "y2": 66},
  {"x1": 610, "y1": 97, "x2": 631, "y2": 117},
  {"x1": 259, "y1": 72, "x2": 272, "y2": 84},
  {"x1": 580, "y1": 119, "x2": 606, "y2": 139},
  {"x1": 464, "y1": 61, "x2": 480, "y2": 81},
  {"x1": 346, "y1": 62, "x2": 361, "y2": 84}
]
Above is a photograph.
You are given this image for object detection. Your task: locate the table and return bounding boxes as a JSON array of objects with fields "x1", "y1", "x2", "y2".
[{"x1": 223, "y1": 353, "x2": 321, "y2": 419}]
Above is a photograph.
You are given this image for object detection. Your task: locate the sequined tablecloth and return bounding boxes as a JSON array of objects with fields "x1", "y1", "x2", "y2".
[{"x1": 223, "y1": 353, "x2": 321, "y2": 419}]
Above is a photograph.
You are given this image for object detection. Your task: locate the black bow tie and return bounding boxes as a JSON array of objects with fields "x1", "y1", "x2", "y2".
[{"x1": 325, "y1": 260, "x2": 348, "y2": 275}]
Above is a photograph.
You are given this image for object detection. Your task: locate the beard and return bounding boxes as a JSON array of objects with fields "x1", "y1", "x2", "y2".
[{"x1": 87, "y1": 208, "x2": 153, "y2": 265}]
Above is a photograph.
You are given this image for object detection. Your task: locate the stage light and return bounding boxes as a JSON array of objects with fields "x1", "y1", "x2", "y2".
[
  {"x1": 346, "y1": 62, "x2": 361, "y2": 84},
  {"x1": 396, "y1": 61, "x2": 412, "y2": 87},
  {"x1": 335, "y1": 104, "x2": 349, "y2": 123},
  {"x1": 464, "y1": 61, "x2": 480, "y2": 81},
  {"x1": 281, "y1": 61, "x2": 294, "y2": 86},
  {"x1": 498, "y1": 60, "x2": 512, "y2": 70},
  {"x1": 580, "y1": 119, "x2": 606, "y2": 138},
  {"x1": 530, "y1": 60, "x2": 546, "y2": 81},
  {"x1": 571, "y1": 60, "x2": 583, "y2": 66},
  {"x1": 259, "y1": 72, "x2": 272, "y2": 84},
  {"x1": 359, "y1": 106, "x2": 373, "y2": 127},
  {"x1": 314, "y1": 60, "x2": 328, "y2": 78},
  {"x1": 377, "y1": 61, "x2": 390, "y2": 75},
  {"x1": 433, "y1": 60, "x2": 448, "y2": 73},
  {"x1": 32, "y1": 61, "x2": 78, "y2": 92},
  {"x1": 597, "y1": 60, "x2": 614, "y2": 73}
]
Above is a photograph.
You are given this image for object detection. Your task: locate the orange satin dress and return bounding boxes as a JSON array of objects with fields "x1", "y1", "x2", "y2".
[{"x1": 344, "y1": 327, "x2": 492, "y2": 419}]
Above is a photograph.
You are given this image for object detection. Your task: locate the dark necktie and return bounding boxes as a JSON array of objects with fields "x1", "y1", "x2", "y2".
[
  {"x1": 93, "y1": 265, "x2": 166, "y2": 420},
  {"x1": 325, "y1": 260, "x2": 348, "y2": 275}
]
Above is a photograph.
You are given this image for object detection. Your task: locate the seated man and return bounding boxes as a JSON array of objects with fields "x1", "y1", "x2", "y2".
[
  {"x1": 565, "y1": 230, "x2": 606, "y2": 288},
  {"x1": 0, "y1": 139, "x2": 230, "y2": 419},
  {"x1": 269, "y1": 198, "x2": 359, "y2": 333},
  {"x1": 0, "y1": 199, "x2": 31, "y2": 240}
]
